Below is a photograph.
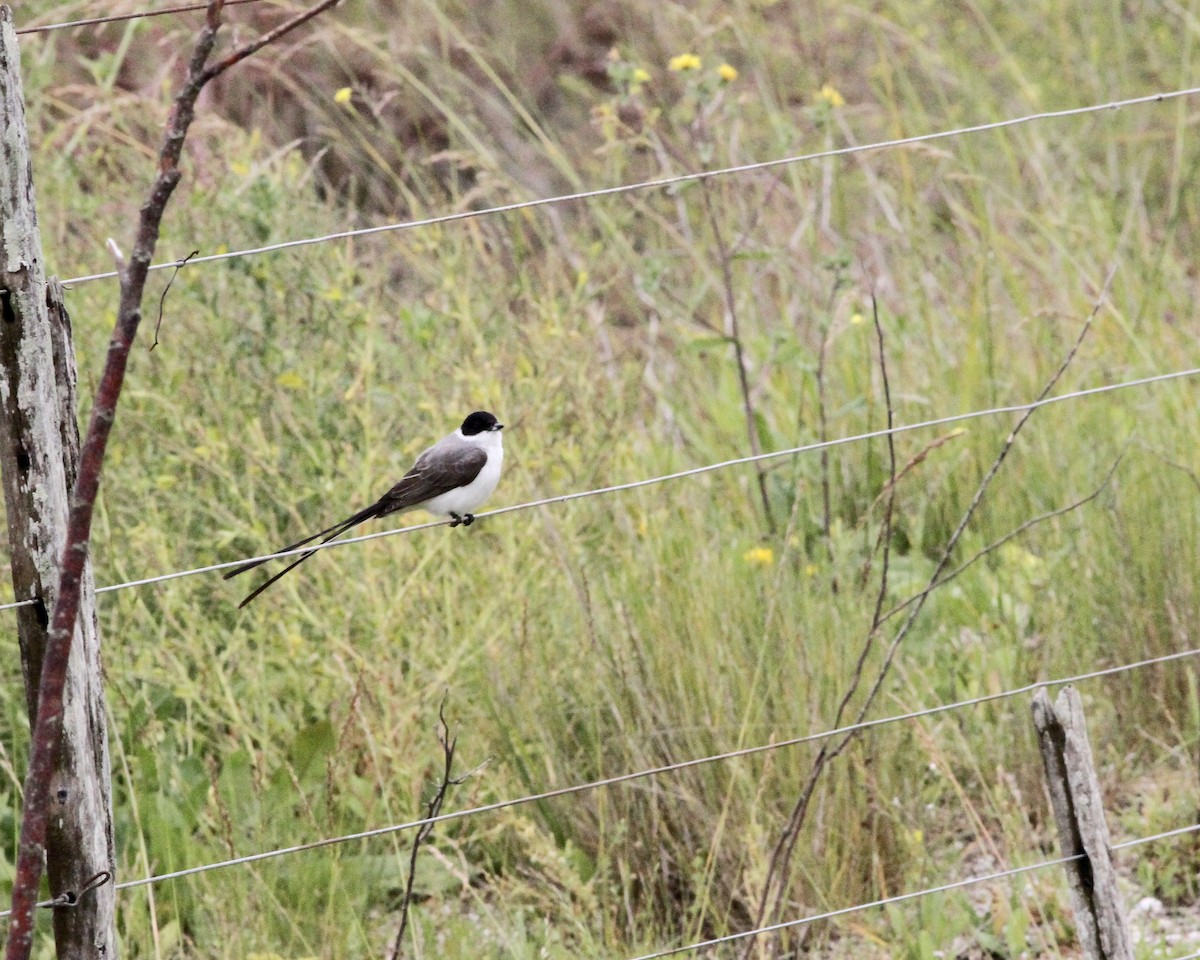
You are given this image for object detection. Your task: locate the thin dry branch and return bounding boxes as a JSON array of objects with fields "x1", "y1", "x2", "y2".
[
  {"x1": 741, "y1": 295, "x2": 898, "y2": 957},
  {"x1": 860, "y1": 428, "x2": 967, "y2": 530},
  {"x1": 387, "y1": 702, "x2": 474, "y2": 960},
  {"x1": 843, "y1": 269, "x2": 1114, "y2": 733},
  {"x1": 811, "y1": 265, "x2": 849, "y2": 591},
  {"x1": 741, "y1": 270, "x2": 1115, "y2": 958},
  {"x1": 1136, "y1": 441, "x2": 1200, "y2": 495},
  {"x1": 878, "y1": 448, "x2": 1127, "y2": 628},
  {"x1": 151, "y1": 249, "x2": 199, "y2": 350},
  {"x1": 4, "y1": 1, "x2": 339, "y2": 954},
  {"x1": 699, "y1": 182, "x2": 776, "y2": 533},
  {"x1": 866, "y1": 299, "x2": 898, "y2": 633}
]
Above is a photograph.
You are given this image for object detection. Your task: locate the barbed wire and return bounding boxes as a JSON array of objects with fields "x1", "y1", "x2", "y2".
[
  {"x1": 0, "y1": 642, "x2": 1182, "y2": 910},
  {"x1": 15, "y1": 0, "x2": 265, "y2": 35},
  {"x1": 622, "y1": 823, "x2": 1200, "y2": 960},
  {"x1": 60, "y1": 84, "x2": 1200, "y2": 285},
  {"x1": 0, "y1": 365, "x2": 1186, "y2": 616}
]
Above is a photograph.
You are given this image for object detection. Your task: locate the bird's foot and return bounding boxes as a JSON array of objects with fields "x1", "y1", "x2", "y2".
[{"x1": 449, "y1": 513, "x2": 476, "y2": 527}]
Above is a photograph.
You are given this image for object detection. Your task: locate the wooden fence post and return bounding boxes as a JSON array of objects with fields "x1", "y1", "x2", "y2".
[
  {"x1": 1031, "y1": 686, "x2": 1131, "y2": 960},
  {"x1": 0, "y1": 8, "x2": 117, "y2": 956}
]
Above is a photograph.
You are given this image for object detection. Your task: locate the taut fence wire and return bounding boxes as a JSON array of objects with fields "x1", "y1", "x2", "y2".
[
  {"x1": 0, "y1": 642, "x2": 1191, "y2": 916},
  {"x1": 0, "y1": 365, "x2": 1188, "y2": 615},
  {"x1": 15, "y1": 0, "x2": 264, "y2": 35},
  {"x1": 622, "y1": 824, "x2": 1200, "y2": 960},
  {"x1": 58, "y1": 85, "x2": 1200, "y2": 286}
]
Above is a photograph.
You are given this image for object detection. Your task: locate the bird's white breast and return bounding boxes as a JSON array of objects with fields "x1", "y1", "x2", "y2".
[{"x1": 423, "y1": 431, "x2": 503, "y2": 517}]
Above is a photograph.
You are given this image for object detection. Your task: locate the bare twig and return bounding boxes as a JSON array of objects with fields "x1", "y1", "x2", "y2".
[
  {"x1": 812, "y1": 265, "x2": 850, "y2": 592},
  {"x1": 878, "y1": 446, "x2": 1127, "y2": 627},
  {"x1": 815, "y1": 323, "x2": 833, "y2": 545},
  {"x1": 387, "y1": 700, "x2": 471, "y2": 960},
  {"x1": 742, "y1": 295, "x2": 898, "y2": 958},
  {"x1": 151, "y1": 249, "x2": 199, "y2": 351},
  {"x1": 742, "y1": 270, "x2": 1115, "y2": 957},
  {"x1": 843, "y1": 268, "x2": 1114, "y2": 728},
  {"x1": 859, "y1": 428, "x2": 967, "y2": 533},
  {"x1": 699, "y1": 183, "x2": 775, "y2": 533},
  {"x1": 650, "y1": 110, "x2": 776, "y2": 534},
  {"x1": 1136, "y1": 441, "x2": 1200, "y2": 495},
  {"x1": 197, "y1": 0, "x2": 337, "y2": 82},
  {"x1": 4, "y1": 2, "x2": 339, "y2": 954},
  {"x1": 866, "y1": 298, "x2": 898, "y2": 634},
  {"x1": 105, "y1": 238, "x2": 125, "y2": 269}
]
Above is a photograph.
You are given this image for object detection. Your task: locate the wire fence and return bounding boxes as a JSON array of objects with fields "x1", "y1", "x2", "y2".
[
  {"x1": 7, "y1": 12, "x2": 1200, "y2": 956},
  {"x1": 14, "y1": 0, "x2": 264, "y2": 35},
  {"x1": 0, "y1": 642, "x2": 1190, "y2": 920},
  {"x1": 624, "y1": 824, "x2": 1200, "y2": 960},
  {"x1": 57, "y1": 84, "x2": 1200, "y2": 286},
  {"x1": 9, "y1": 824, "x2": 1200, "y2": 959},
  {"x1": 0, "y1": 365, "x2": 1192, "y2": 615}
]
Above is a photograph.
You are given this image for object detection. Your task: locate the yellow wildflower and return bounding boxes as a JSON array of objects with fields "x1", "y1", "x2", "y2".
[
  {"x1": 274, "y1": 371, "x2": 305, "y2": 390},
  {"x1": 632, "y1": 67, "x2": 651, "y2": 84},
  {"x1": 743, "y1": 546, "x2": 775, "y2": 567},
  {"x1": 333, "y1": 86, "x2": 353, "y2": 105},
  {"x1": 669, "y1": 53, "x2": 702, "y2": 72},
  {"x1": 850, "y1": 312, "x2": 864, "y2": 325},
  {"x1": 817, "y1": 83, "x2": 845, "y2": 108},
  {"x1": 717, "y1": 63, "x2": 738, "y2": 82},
  {"x1": 804, "y1": 563, "x2": 817, "y2": 577}
]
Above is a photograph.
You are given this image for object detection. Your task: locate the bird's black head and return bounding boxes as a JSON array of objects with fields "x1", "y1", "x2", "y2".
[{"x1": 461, "y1": 411, "x2": 503, "y2": 435}]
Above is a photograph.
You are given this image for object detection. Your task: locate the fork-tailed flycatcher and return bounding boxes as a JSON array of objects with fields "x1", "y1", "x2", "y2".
[{"x1": 225, "y1": 410, "x2": 504, "y2": 607}]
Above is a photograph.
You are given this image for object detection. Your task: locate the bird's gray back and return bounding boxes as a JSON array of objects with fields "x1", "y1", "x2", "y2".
[{"x1": 375, "y1": 434, "x2": 488, "y2": 516}]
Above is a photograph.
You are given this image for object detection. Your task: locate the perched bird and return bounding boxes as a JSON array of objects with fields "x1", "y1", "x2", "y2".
[{"x1": 226, "y1": 410, "x2": 504, "y2": 607}]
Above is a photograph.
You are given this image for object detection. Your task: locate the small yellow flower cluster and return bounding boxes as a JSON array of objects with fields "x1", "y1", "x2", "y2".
[
  {"x1": 604, "y1": 50, "x2": 652, "y2": 97},
  {"x1": 817, "y1": 83, "x2": 845, "y2": 108},
  {"x1": 743, "y1": 546, "x2": 775, "y2": 567},
  {"x1": 667, "y1": 54, "x2": 738, "y2": 83},
  {"x1": 333, "y1": 86, "x2": 352, "y2": 105}
]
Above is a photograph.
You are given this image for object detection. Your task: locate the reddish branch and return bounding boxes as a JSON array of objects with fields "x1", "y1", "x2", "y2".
[{"x1": 4, "y1": 1, "x2": 339, "y2": 955}]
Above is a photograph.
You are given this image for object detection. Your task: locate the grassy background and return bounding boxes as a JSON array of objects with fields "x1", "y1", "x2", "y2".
[{"x1": 5, "y1": 0, "x2": 1200, "y2": 956}]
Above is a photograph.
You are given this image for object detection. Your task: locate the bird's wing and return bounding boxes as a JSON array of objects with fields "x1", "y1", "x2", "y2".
[
  {"x1": 226, "y1": 439, "x2": 488, "y2": 607},
  {"x1": 375, "y1": 441, "x2": 489, "y2": 516}
]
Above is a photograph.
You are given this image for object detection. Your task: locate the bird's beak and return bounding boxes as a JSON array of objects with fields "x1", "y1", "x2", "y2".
[{"x1": 495, "y1": 423, "x2": 505, "y2": 430}]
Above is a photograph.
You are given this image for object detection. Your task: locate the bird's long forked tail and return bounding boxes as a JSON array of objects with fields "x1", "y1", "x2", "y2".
[{"x1": 224, "y1": 502, "x2": 382, "y2": 608}]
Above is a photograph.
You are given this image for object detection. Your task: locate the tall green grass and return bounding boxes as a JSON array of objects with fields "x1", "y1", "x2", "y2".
[{"x1": 5, "y1": 0, "x2": 1200, "y2": 956}]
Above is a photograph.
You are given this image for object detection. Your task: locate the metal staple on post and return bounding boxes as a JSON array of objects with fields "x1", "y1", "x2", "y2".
[{"x1": 1031, "y1": 686, "x2": 1133, "y2": 960}]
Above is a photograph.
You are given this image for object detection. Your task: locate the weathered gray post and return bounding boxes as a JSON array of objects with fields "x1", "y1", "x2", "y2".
[
  {"x1": 0, "y1": 8, "x2": 116, "y2": 956},
  {"x1": 1031, "y1": 686, "x2": 1131, "y2": 960}
]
